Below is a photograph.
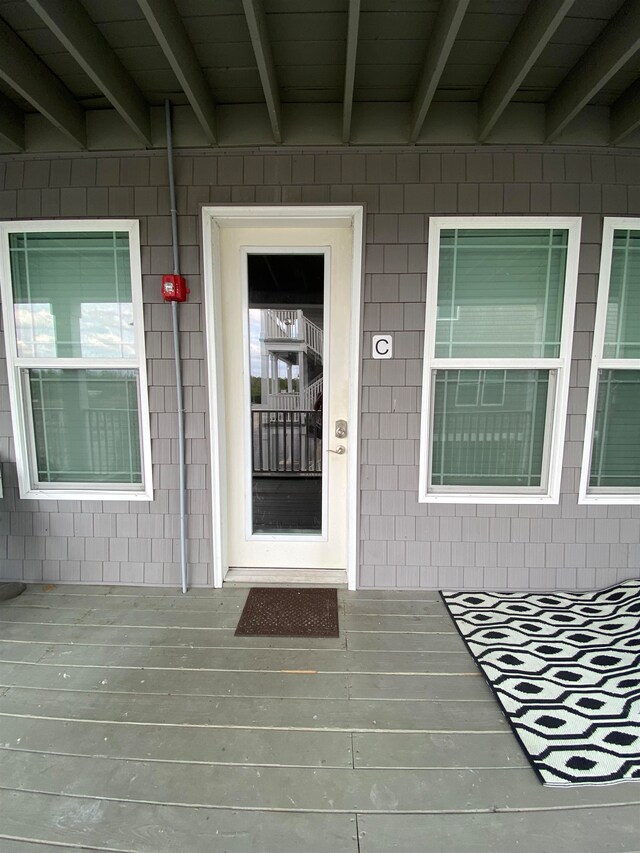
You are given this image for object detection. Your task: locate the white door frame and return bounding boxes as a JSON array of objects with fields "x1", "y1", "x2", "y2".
[{"x1": 201, "y1": 205, "x2": 365, "y2": 590}]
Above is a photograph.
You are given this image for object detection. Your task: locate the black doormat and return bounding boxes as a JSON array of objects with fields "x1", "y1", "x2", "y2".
[
  {"x1": 235, "y1": 587, "x2": 339, "y2": 637},
  {"x1": 441, "y1": 578, "x2": 640, "y2": 786}
]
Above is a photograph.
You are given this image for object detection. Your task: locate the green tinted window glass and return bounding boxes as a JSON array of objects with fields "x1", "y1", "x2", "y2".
[
  {"x1": 29, "y1": 369, "x2": 142, "y2": 485},
  {"x1": 9, "y1": 232, "x2": 134, "y2": 359},
  {"x1": 431, "y1": 369, "x2": 550, "y2": 487},
  {"x1": 603, "y1": 230, "x2": 640, "y2": 359},
  {"x1": 589, "y1": 370, "x2": 640, "y2": 489},
  {"x1": 435, "y1": 229, "x2": 568, "y2": 358}
]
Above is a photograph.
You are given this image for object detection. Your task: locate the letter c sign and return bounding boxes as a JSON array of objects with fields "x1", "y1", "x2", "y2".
[{"x1": 372, "y1": 334, "x2": 393, "y2": 359}]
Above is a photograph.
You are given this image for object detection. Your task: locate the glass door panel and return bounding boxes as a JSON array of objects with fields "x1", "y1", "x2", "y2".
[{"x1": 247, "y1": 254, "x2": 324, "y2": 534}]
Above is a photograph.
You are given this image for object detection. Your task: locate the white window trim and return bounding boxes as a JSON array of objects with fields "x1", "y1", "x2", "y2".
[
  {"x1": 579, "y1": 216, "x2": 640, "y2": 504},
  {"x1": 418, "y1": 216, "x2": 581, "y2": 504},
  {"x1": 0, "y1": 219, "x2": 153, "y2": 501}
]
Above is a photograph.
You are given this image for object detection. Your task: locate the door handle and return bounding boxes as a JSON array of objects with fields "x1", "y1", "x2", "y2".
[{"x1": 327, "y1": 445, "x2": 346, "y2": 455}]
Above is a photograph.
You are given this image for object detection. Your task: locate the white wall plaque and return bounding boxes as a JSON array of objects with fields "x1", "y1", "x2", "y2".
[{"x1": 372, "y1": 334, "x2": 393, "y2": 359}]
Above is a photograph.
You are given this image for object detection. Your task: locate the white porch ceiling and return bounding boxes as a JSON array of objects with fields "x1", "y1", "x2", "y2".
[{"x1": 1, "y1": 0, "x2": 640, "y2": 152}]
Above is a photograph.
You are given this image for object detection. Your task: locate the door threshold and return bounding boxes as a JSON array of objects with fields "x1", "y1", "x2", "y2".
[{"x1": 224, "y1": 568, "x2": 348, "y2": 586}]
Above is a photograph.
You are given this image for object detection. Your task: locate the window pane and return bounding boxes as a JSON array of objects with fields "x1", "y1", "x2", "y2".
[
  {"x1": 9, "y1": 232, "x2": 134, "y2": 359},
  {"x1": 589, "y1": 370, "x2": 640, "y2": 489},
  {"x1": 247, "y1": 254, "x2": 324, "y2": 534},
  {"x1": 604, "y1": 230, "x2": 640, "y2": 358},
  {"x1": 29, "y1": 369, "x2": 142, "y2": 485},
  {"x1": 431, "y1": 369, "x2": 550, "y2": 487},
  {"x1": 435, "y1": 229, "x2": 568, "y2": 358}
]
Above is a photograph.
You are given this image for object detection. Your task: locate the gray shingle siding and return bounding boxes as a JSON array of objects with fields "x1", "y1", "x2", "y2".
[{"x1": 0, "y1": 146, "x2": 639, "y2": 589}]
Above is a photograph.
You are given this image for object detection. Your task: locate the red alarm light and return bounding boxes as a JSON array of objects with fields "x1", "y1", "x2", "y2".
[{"x1": 161, "y1": 274, "x2": 189, "y2": 302}]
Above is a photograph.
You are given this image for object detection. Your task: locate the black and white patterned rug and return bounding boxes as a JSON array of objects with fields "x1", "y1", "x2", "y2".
[{"x1": 441, "y1": 579, "x2": 640, "y2": 786}]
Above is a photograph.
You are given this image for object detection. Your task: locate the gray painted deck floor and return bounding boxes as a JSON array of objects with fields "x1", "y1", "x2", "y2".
[{"x1": 0, "y1": 585, "x2": 638, "y2": 853}]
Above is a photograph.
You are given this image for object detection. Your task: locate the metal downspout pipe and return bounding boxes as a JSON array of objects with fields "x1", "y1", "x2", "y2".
[{"x1": 165, "y1": 99, "x2": 188, "y2": 594}]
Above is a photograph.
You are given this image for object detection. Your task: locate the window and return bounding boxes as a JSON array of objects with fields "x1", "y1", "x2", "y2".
[
  {"x1": 580, "y1": 218, "x2": 640, "y2": 503},
  {"x1": 0, "y1": 221, "x2": 152, "y2": 500},
  {"x1": 419, "y1": 217, "x2": 581, "y2": 503}
]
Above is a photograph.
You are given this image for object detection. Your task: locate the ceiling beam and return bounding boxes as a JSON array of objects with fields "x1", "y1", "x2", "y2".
[
  {"x1": 546, "y1": 0, "x2": 640, "y2": 141},
  {"x1": 610, "y1": 77, "x2": 640, "y2": 143},
  {"x1": 0, "y1": 16, "x2": 85, "y2": 147},
  {"x1": 342, "y1": 0, "x2": 361, "y2": 143},
  {"x1": 241, "y1": 0, "x2": 282, "y2": 143},
  {"x1": 410, "y1": 0, "x2": 470, "y2": 142},
  {"x1": 26, "y1": 0, "x2": 151, "y2": 147},
  {"x1": 0, "y1": 91, "x2": 25, "y2": 150},
  {"x1": 137, "y1": 0, "x2": 217, "y2": 144},
  {"x1": 479, "y1": 0, "x2": 575, "y2": 141}
]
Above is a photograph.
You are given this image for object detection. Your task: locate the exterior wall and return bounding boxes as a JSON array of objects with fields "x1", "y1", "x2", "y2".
[{"x1": 0, "y1": 146, "x2": 639, "y2": 589}]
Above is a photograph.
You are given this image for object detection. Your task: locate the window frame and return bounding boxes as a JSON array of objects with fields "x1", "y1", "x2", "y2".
[
  {"x1": 418, "y1": 216, "x2": 581, "y2": 504},
  {"x1": 0, "y1": 219, "x2": 153, "y2": 501},
  {"x1": 579, "y1": 216, "x2": 640, "y2": 504}
]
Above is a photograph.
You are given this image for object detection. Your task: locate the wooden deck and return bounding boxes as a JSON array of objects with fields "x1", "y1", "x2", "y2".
[{"x1": 0, "y1": 584, "x2": 638, "y2": 852}]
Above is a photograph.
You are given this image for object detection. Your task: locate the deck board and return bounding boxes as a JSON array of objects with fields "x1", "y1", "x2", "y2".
[
  {"x1": 0, "y1": 660, "x2": 352, "y2": 699},
  {"x1": 0, "y1": 686, "x2": 508, "y2": 731},
  {"x1": 0, "y1": 607, "x2": 455, "y2": 633},
  {"x1": 0, "y1": 583, "x2": 637, "y2": 852},
  {"x1": 6, "y1": 592, "x2": 249, "y2": 613},
  {"x1": 353, "y1": 731, "x2": 531, "y2": 769},
  {"x1": 3, "y1": 750, "x2": 640, "y2": 812},
  {"x1": 0, "y1": 789, "x2": 358, "y2": 853},
  {"x1": 347, "y1": 672, "x2": 491, "y2": 700},
  {"x1": 0, "y1": 842, "x2": 72, "y2": 853},
  {"x1": 0, "y1": 642, "x2": 478, "y2": 674},
  {"x1": 0, "y1": 622, "x2": 349, "y2": 650},
  {"x1": 0, "y1": 715, "x2": 354, "y2": 768},
  {"x1": 358, "y1": 809, "x2": 640, "y2": 853},
  {"x1": 346, "y1": 631, "x2": 464, "y2": 652}
]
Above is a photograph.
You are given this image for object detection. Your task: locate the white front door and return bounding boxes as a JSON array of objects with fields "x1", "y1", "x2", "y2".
[{"x1": 203, "y1": 208, "x2": 363, "y2": 587}]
